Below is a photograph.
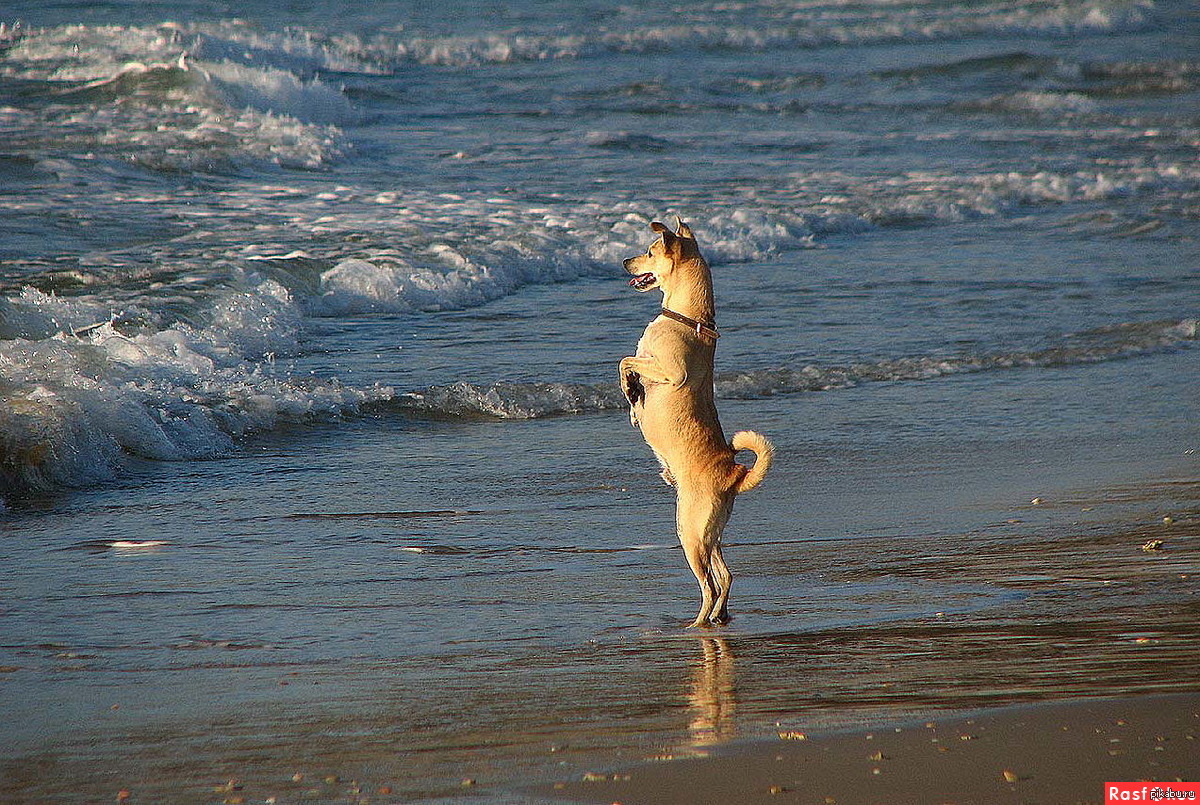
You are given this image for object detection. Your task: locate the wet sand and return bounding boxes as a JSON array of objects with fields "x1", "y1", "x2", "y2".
[
  {"x1": 2, "y1": 425, "x2": 1197, "y2": 804},
  {"x1": 535, "y1": 693, "x2": 1200, "y2": 805},
  {"x1": 531, "y1": 478, "x2": 1200, "y2": 805}
]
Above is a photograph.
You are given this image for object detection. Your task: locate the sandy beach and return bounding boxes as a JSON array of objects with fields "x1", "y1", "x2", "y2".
[{"x1": 536, "y1": 693, "x2": 1200, "y2": 805}]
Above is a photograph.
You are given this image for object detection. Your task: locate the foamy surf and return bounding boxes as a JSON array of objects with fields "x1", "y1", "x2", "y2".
[
  {"x1": 2, "y1": 1, "x2": 1196, "y2": 504},
  {"x1": 0, "y1": 278, "x2": 393, "y2": 497},
  {"x1": 314, "y1": 0, "x2": 1155, "y2": 67},
  {"x1": 390, "y1": 318, "x2": 1199, "y2": 420},
  {"x1": 0, "y1": 21, "x2": 349, "y2": 171}
]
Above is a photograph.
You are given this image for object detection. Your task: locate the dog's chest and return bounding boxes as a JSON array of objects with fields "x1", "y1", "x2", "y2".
[
  {"x1": 636, "y1": 319, "x2": 681, "y2": 357},
  {"x1": 634, "y1": 325, "x2": 655, "y2": 357}
]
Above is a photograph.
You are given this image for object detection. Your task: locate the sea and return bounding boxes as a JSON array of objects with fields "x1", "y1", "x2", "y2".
[{"x1": 1, "y1": 0, "x2": 1198, "y2": 802}]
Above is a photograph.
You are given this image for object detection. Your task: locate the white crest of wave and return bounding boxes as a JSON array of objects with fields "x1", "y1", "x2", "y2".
[
  {"x1": 0, "y1": 24, "x2": 181, "y2": 82},
  {"x1": 398, "y1": 381, "x2": 626, "y2": 419},
  {"x1": 304, "y1": 199, "x2": 658, "y2": 315},
  {"x1": 308, "y1": 0, "x2": 1154, "y2": 67},
  {"x1": 224, "y1": 151, "x2": 1199, "y2": 321},
  {"x1": 971, "y1": 90, "x2": 1098, "y2": 114},
  {"x1": 0, "y1": 22, "x2": 351, "y2": 170},
  {"x1": 0, "y1": 281, "x2": 391, "y2": 498},
  {"x1": 199, "y1": 59, "x2": 356, "y2": 125},
  {"x1": 392, "y1": 318, "x2": 1199, "y2": 420}
]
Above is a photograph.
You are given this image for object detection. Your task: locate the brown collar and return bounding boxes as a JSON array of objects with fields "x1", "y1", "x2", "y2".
[{"x1": 660, "y1": 308, "x2": 719, "y2": 340}]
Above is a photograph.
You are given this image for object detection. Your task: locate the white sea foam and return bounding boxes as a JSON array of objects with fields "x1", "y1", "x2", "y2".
[
  {"x1": 397, "y1": 381, "x2": 627, "y2": 419},
  {"x1": 200, "y1": 152, "x2": 1198, "y2": 320},
  {"x1": 0, "y1": 23, "x2": 349, "y2": 171},
  {"x1": 4, "y1": 0, "x2": 1141, "y2": 80},
  {"x1": 317, "y1": 0, "x2": 1153, "y2": 66},
  {"x1": 968, "y1": 90, "x2": 1098, "y2": 114},
  {"x1": 199, "y1": 59, "x2": 356, "y2": 125},
  {"x1": 0, "y1": 280, "x2": 392, "y2": 498},
  {"x1": 391, "y1": 318, "x2": 1199, "y2": 420},
  {"x1": 232, "y1": 146, "x2": 1199, "y2": 316},
  {"x1": 6, "y1": 159, "x2": 1192, "y2": 498}
]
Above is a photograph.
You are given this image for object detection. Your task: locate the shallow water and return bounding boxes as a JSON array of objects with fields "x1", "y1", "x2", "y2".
[
  {"x1": 2, "y1": 0, "x2": 1199, "y2": 801},
  {"x1": 3, "y1": 350, "x2": 1197, "y2": 802}
]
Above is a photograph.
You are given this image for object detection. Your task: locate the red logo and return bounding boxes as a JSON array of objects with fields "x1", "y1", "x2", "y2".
[{"x1": 1107, "y1": 783, "x2": 1200, "y2": 802}]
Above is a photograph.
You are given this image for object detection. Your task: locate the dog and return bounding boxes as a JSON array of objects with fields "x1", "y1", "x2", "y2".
[{"x1": 619, "y1": 218, "x2": 773, "y2": 627}]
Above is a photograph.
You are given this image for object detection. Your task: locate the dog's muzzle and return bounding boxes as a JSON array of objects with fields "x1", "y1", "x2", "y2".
[{"x1": 628, "y1": 272, "x2": 657, "y2": 290}]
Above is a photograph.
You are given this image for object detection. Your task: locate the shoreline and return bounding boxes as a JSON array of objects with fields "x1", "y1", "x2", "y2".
[
  {"x1": 528, "y1": 475, "x2": 1200, "y2": 805},
  {"x1": 532, "y1": 692, "x2": 1200, "y2": 805},
  {"x1": 2, "y1": 437, "x2": 1195, "y2": 804}
]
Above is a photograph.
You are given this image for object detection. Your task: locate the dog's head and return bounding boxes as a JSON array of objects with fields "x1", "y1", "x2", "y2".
[{"x1": 623, "y1": 218, "x2": 702, "y2": 293}]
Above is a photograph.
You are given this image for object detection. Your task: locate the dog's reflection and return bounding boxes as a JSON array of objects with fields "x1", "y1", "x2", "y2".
[{"x1": 685, "y1": 636, "x2": 737, "y2": 748}]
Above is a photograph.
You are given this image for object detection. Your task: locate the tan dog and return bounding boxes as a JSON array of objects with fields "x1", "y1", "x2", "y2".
[{"x1": 619, "y1": 219, "x2": 773, "y2": 628}]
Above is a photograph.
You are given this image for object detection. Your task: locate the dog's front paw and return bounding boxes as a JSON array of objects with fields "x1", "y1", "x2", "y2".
[{"x1": 622, "y1": 372, "x2": 645, "y2": 409}]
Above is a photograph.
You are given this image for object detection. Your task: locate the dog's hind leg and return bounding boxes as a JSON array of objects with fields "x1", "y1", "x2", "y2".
[
  {"x1": 677, "y1": 490, "x2": 733, "y2": 628},
  {"x1": 708, "y1": 544, "x2": 733, "y2": 625},
  {"x1": 681, "y1": 536, "x2": 717, "y2": 628}
]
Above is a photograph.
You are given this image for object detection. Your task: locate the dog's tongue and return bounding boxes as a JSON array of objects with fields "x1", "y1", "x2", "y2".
[{"x1": 629, "y1": 273, "x2": 654, "y2": 287}]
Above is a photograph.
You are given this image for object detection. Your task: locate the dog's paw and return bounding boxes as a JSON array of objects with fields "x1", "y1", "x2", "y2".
[{"x1": 622, "y1": 371, "x2": 644, "y2": 406}]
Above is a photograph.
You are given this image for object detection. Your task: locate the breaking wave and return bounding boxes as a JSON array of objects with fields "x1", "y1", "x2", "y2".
[
  {"x1": 392, "y1": 318, "x2": 1198, "y2": 420},
  {"x1": 0, "y1": 280, "x2": 392, "y2": 497},
  {"x1": 324, "y1": 0, "x2": 1154, "y2": 67},
  {"x1": 0, "y1": 22, "x2": 351, "y2": 171},
  {"x1": 3, "y1": 284, "x2": 1191, "y2": 500},
  {"x1": 396, "y1": 381, "x2": 627, "y2": 420}
]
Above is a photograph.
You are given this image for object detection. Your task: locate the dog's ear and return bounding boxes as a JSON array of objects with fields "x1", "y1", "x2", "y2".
[
  {"x1": 675, "y1": 217, "x2": 695, "y2": 240},
  {"x1": 650, "y1": 221, "x2": 679, "y2": 253}
]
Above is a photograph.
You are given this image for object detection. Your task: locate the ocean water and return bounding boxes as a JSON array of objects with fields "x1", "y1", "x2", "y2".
[{"x1": 1, "y1": 0, "x2": 1198, "y2": 801}]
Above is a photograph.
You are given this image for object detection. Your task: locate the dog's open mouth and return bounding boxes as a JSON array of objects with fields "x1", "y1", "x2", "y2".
[{"x1": 629, "y1": 272, "x2": 657, "y2": 290}]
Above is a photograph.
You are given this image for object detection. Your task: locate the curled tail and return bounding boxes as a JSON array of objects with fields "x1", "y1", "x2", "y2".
[{"x1": 731, "y1": 431, "x2": 774, "y2": 494}]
